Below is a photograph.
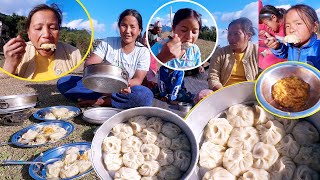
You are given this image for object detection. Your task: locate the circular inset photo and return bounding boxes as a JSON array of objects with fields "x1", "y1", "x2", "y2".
[
  {"x1": 146, "y1": 0, "x2": 218, "y2": 70},
  {"x1": 255, "y1": 61, "x2": 320, "y2": 119},
  {"x1": 0, "y1": 0, "x2": 93, "y2": 81}
]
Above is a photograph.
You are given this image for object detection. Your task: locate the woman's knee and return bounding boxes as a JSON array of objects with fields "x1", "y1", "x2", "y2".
[{"x1": 131, "y1": 85, "x2": 154, "y2": 106}]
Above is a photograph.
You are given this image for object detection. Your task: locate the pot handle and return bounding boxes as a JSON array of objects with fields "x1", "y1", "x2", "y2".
[{"x1": 0, "y1": 100, "x2": 9, "y2": 109}]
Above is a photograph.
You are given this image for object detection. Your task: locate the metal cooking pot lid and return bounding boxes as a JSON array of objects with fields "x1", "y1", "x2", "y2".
[
  {"x1": 82, "y1": 75, "x2": 128, "y2": 93},
  {"x1": 82, "y1": 107, "x2": 122, "y2": 124},
  {"x1": 0, "y1": 103, "x2": 37, "y2": 114}
]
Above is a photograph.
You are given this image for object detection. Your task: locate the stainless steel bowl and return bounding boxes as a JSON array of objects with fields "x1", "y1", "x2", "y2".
[
  {"x1": 91, "y1": 107, "x2": 199, "y2": 180},
  {"x1": 178, "y1": 102, "x2": 192, "y2": 112},
  {"x1": 83, "y1": 63, "x2": 129, "y2": 93},
  {"x1": 185, "y1": 81, "x2": 320, "y2": 179},
  {"x1": 82, "y1": 107, "x2": 122, "y2": 124},
  {"x1": 0, "y1": 93, "x2": 38, "y2": 114},
  {"x1": 256, "y1": 62, "x2": 320, "y2": 119}
]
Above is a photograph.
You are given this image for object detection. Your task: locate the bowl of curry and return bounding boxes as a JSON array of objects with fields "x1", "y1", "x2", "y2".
[{"x1": 255, "y1": 61, "x2": 320, "y2": 119}]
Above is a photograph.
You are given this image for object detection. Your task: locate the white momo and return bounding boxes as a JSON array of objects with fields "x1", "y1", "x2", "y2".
[
  {"x1": 274, "y1": 117, "x2": 298, "y2": 133},
  {"x1": 293, "y1": 165, "x2": 319, "y2": 180},
  {"x1": 269, "y1": 156, "x2": 296, "y2": 180},
  {"x1": 202, "y1": 167, "x2": 236, "y2": 180},
  {"x1": 114, "y1": 167, "x2": 141, "y2": 180},
  {"x1": 294, "y1": 144, "x2": 320, "y2": 172},
  {"x1": 225, "y1": 104, "x2": 254, "y2": 127},
  {"x1": 46, "y1": 160, "x2": 63, "y2": 178},
  {"x1": 103, "y1": 153, "x2": 123, "y2": 172},
  {"x1": 204, "y1": 118, "x2": 233, "y2": 146},
  {"x1": 140, "y1": 144, "x2": 160, "y2": 161},
  {"x1": 170, "y1": 134, "x2": 190, "y2": 151},
  {"x1": 102, "y1": 136, "x2": 121, "y2": 154},
  {"x1": 138, "y1": 160, "x2": 160, "y2": 176},
  {"x1": 223, "y1": 148, "x2": 253, "y2": 176},
  {"x1": 238, "y1": 168, "x2": 269, "y2": 180},
  {"x1": 112, "y1": 123, "x2": 133, "y2": 140},
  {"x1": 199, "y1": 141, "x2": 225, "y2": 170},
  {"x1": 157, "y1": 148, "x2": 174, "y2": 166},
  {"x1": 59, "y1": 163, "x2": 79, "y2": 178},
  {"x1": 122, "y1": 151, "x2": 144, "y2": 169},
  {"x1": 256, "y1": 120, "x2": 285, "y2": 145},
  {"x1": 76, "y1": 159, "x2": 92, "y2": 173},
  {"x1": 253, "y1": 105, "x2": 274, "y2": 125},
  {"x1": 252, "y1": 142, "x2": 278, "y2": 170},
  {"x1": 137, "y1": 128, "x2": 158, "y2": 144},
  {"x1": 155, "y1": 133, "x2": 171, "y2": 148},
  {"x1": 121, "y1": 136, "x2": 142, "y2": 153},
  {"x1": 276, "y1": 134, "x2": 300, "y2": 159},
  {"x1": 173, "y1": 150, "x2": 192, "y2": 171},
  {"x1": 128, "y1": 115, "x2": 148, "y2": 134},
  {"x1": 227, "y1": 127, "x2": 259, "y2": 151},
  {"x1": 44, "y1": 112, "x2": 56, "y2": 120},
  {"x1": 158, "y1": 165, "x2": 182, "y2": 180},
  {"x1": 146, "y1": 117, "x2": 163, "y2": 133},
  {"x1": 292, "y1": 121, "x2": 319, "y2": 145},
  {"x1": 161, "y1": 122, "x2": 181, "y2": 139}
]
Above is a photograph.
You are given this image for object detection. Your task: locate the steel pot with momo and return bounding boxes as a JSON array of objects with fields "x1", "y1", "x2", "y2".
[{"x1": 82, "y1": 63, "x2": 129, "y2": 93}]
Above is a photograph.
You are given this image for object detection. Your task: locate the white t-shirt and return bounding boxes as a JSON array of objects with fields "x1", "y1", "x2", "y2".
[{"x1": 93, "y1": 37, "x2": 150, "y2": 79}]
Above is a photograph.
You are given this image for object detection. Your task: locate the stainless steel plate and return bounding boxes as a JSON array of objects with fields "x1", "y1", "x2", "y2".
[{"x1": 82, "y1": 107, "x2": 122, "y2": 124}]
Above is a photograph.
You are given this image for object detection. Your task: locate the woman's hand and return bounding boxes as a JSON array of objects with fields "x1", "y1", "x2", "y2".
[
  {"x1": 120, "y1": 83, "x2": 131, "y2": 94},
  {"x1": 262, "y1": 32, "x2": 280, "y2": 50},
  {"x1": 3, "y1": 35, "x2": 26, "y2": 73},
  {"x1": 156, "y1": 34, "x2": 185, "y2": 63}
]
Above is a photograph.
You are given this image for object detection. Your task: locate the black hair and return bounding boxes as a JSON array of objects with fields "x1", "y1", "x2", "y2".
[
  {"x1": 172, "y1": 8, "x2": 202, "y2": 29},
  {"x1": 26, "y1": 3, "x2": 62, "y2": 31},
  {"x1": 286, "y1": 4, "x2": 319, "y2": 33},
  {"x1": 228, "y1": 17, "x2": 256, "y2": 39},
  {"x1": 118, "y1": 9, "x2": 143, "y2": 45},
  {"x1": 259, "y1": 5, "x2": 286, "y2": 21}
]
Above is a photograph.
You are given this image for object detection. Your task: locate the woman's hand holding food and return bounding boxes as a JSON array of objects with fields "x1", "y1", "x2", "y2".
[
  {"x1": 157, "y1": 34, "x2": 185, "y2": 63},
  {"x1": 3, "y1": 35, "x2": 26, "y2": 73},
  {"x1": 120, "y1": 84, "x2": 131, "y2": 94},
  {"x1": 262, "y1": 31, "x2": 280, "y2": 50}
]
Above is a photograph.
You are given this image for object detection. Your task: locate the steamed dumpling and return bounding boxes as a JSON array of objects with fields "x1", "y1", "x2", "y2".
[
  {"x1": 64, "y1": 147, "x2": 80, "y2": 155},
  {"x1": 256, "y1": 120, "x2": 285, "y2": 145},
  {"x1": 158, "y1": 165, "x2": 182, "y2": 180},
  {"x1": 157, "y1": 148, "x2": 174, "y2": 166},
  {"x1": 199, "y1": 141, "x2": 225, "y2": 170},
  {"x1": 51, "y1": 107, "x2": 69, "y2": 119},
  {"x1": 238, "y1": 168, "x2": 269, "y2": 180},
  {"x1": 62, "y1": 147, "x2": 79, "y2": 165},
  {"x1": 204, "y1": 118, "x2": 233, "y2": 146},
  {"x1": 225, "y1": 104, "x2": 254, "y2": 127},
  {"x1": 223, "y1": 148, "x2": 253, "y2": 176},
  {"x1": 123, "y1": 151, "x2": 144, "y2": 169},
  {"x1": 137, "y1": 128, "x2": 158, "y2": 144},
  {"x1": 274, "y1": 117, "x2": 298, "y2": 133},
  {"x1": 128, "y1": 115, "x2": 148, "y2": 134},
  {"x1": 227, "y1": 127, "x2": 259, "y2": 151},
  {"x1": 138, "y1": 160, "x2": 160, "y2": 176},
  {"x1": 103, "y1": 153, "x2": 123, "y2": 172},
  {"x1": 202, "y1": 167, "x2": 236, "y2": 180},
  {"x1": 112, "y1": 123, "x2": 134, "y2": 140},
  {"x1": 75, "y1": 159, "x2": 92, "y2": 173},
  {"x1": 294, "y1": 144, "x2": 320, "y2": 172},
  {"x1": 140, "y1": 144, "x2": 160, "y2": 161},
  {"x1": 49, "y1": 129, "x2": 67, "y2": 142},
  {"x1": 161, "y1": 122, "x2": 181, "y2": 139},
  {"x1": 146, "y1": 117, "x2": 163, "y2": 133},
  {"x1": 114, "y1": 167, "x2": 141, "y2": 180},
  {"x1": 155, "y1": 133, "x2": 171, "y2": 148},
  {"x1": 102, "y1": 136, "x2": 121, "y2": 154},
  {"x1": 253, "y1": 105, "x2": 274, "y2": 125},
  {"x1": 121, "y1": 136, "x2": 142, "y2": 153},
  {"x1": 292, "y1": 165, "x2": 319, "y2": 180},
  {"x1": 21, "y1": 129, "x2": 38, "y2": 141},
  {"x1": 252, "y1": 142, "x2": 278, "y2": 170},
  {"x1": 292, "y1": 121, "x2": 319, "y2": 145},
  {"x1": 269, "y1": 156, "x2": 296, "y2": 180},
  {"x1": 141, "y1": 177, "x2": 158, "y2": 180},
  {"x1": 59, "y1": 163, "x2": 79, "y2": 178},
  {"x1": 46, "y1": 160, "x2": 63, "y2": 178},
  {"x1": 276, "y1": 134, "x2": 300, "y2": 158},
  {"x1": 44, "y1": 112, "x2": 56, "y2": 120},
  {"x1": 170, "y1": 134, "x2": 190, "y2": 151},
  {"x1": 172, "y1": 150, "x2": 191, "y2": 171}
]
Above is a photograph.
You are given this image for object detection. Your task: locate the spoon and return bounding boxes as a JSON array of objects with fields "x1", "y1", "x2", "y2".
[
  {"x1": 1, "y1": 158, "x2": 60, "y2": 168},
  {"x1": 0, "y1": 142, "x2": 14, "y2": 146}
]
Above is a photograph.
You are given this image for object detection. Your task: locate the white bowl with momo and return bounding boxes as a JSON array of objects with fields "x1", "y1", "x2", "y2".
[{"x1": 91, "y1": 107, "x2": 199, "y2": 180}]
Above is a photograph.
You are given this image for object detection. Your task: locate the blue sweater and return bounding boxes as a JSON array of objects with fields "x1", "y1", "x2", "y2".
[{"x1": 272, "y1": 34, "x2": 320, "y2": 70}]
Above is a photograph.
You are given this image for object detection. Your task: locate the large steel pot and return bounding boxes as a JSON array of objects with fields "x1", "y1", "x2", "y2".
[
  {"x1": 82, "y1": 63, "x2": 129, "y2": 93},
  {"x1": 185, "y1": 81, "x2": 320, "y2": 179},
  {"x1": 0, "y1": 93, "x2": 38, "y2": 114},
  {"x1": 91, "y1": 107, "x2": 199, "y2": 180}
]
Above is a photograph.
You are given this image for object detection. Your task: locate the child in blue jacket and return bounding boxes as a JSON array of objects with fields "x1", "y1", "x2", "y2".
[{"x1": 263, "y1": 4, "x2": 320, "y2": 70}]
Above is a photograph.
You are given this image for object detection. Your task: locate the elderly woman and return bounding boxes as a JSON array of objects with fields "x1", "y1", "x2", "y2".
[
  {"x1": 1, "y1": 4, "x2": 81, "y2": 80},
  {"x1": 194, "y1": 17, "x2": 258, "y2": 103}
]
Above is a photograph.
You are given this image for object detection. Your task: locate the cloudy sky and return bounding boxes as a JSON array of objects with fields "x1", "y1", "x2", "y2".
[{"x1": 1, "y1": 0, "x2": 319, "y2": 46}]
